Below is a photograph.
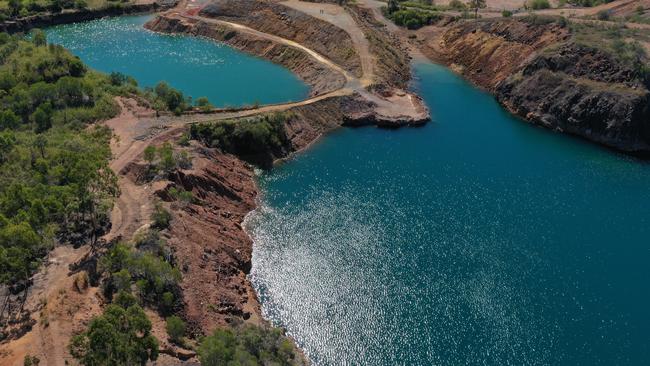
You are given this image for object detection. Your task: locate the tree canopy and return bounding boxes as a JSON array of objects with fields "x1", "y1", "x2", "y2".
[{"x1": 69, "y1": 303, "x2": 159, "y2": 366}]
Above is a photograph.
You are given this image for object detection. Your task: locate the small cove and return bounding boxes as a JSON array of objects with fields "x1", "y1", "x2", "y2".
[{"x1": 43, "y1": 15, "x2": 310, "y2": 107}]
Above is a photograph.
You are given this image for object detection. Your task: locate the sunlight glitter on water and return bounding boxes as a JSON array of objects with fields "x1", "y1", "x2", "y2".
[
  {"x1": 44, "y1": 15, "x2": 309, "y2": 106},
  {"x1": 245, "y1": 63, "x2": 650, "y2": 365}
]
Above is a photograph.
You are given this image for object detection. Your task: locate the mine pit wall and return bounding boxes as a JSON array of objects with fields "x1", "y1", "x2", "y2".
[
  {"x1": 145, "y1": 15, "x2": 346, "y2": 97},
  {"x1": 198, "y1": 0, "x2": 362, "y2": 77},
  {"x1": 0, "y1": 3, "x2": 168, "y2": 33},
  {"x1": 435, "y1": 19, "x2": 650, "y2": 153}
]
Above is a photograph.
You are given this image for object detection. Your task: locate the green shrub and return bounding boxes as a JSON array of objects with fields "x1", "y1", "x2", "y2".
[
  {"x1": 528, "y1": 0, "x2": 550, "y2": 9},
  {"x1": 151, "y1": 204, "x2": 171, "y2": 229},
  {"x1": 100, "y1": 242, "x2": 182, "y2": 313},
  {"x1": 23, "y1": 355, "x2": 40, "y2": 366},
  {"x1": 502, "y1": 9, "x2": 513, "y2": 17},
  {"x1": 69, "y1": 304, "x2": 159, "y2": 365},
  {"x1": 189, "y1": 113, "x2": 290, "y2": 166},
  {"x1": 144, "y1": 145, "x2": 156, "y2": 165},
  {"x1": 597, "y1": 9, "x2": 610, "y2": 20},
  {"x1": 166, "y1": 315, "x2": 186, "y2": 344},
  {"x1": 199, "y1": 325, "x2": 298, "y2": 366},
  {"x1": 448, "y1": 0, "x2": 466, "y2": 10},
  {"x1": 389, "y1": 8, "x2": 441, "y2": 29}
]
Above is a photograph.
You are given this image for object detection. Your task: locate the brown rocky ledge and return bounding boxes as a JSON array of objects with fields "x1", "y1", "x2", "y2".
[{"x1": 417, "y1": 18, "x2": 650, "y2": 153}]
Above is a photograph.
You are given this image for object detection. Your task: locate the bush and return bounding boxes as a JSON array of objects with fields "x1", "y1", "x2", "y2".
[
  {"x1": 144, "y1": 145, "x2": 156, "y2": 165},
  {"x1": 151, "y1": 204, "x2": 171, "y2": 229},
  {"x1": 502, "y1": 9, "x2": 513, "y2": 17},
  {"x1": 166, "y1": 315, "x2": 186, "y2": 344},
  {"x1": 389, "y1": 8, "x2": 441, "y2": 29},
  {"x1": 69, "y1": 304, "x2": 159, "y2": 365},
  {"x1": 528, "y1": 0, "x2": 550, "y2": 9},
  {"x1": 449, "y1": 0, "x2": 466, "y2": 10},
  {"x1": 199, "y1": 325, "x2": 298, "y2": 366},
  {"x1": 100, "y1": 242, "x2": 182, "y2": 313},
  {"x1": 23, "y1": 355, "x2": 40, "y2": 366},
  {"x1": 597, "y1": 9, "x2": 610, "y2": 20},
  {"x1": 189, "y1": 113, "x2": 290, "y2": 167}
]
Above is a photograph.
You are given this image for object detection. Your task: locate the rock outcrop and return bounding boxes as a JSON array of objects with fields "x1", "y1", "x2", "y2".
[
  {"x1": 151, "y1": 148, "x2": 259, "y2": 333},
  {"x1": 496, "y1": 43, "x2": 650, "y2": 152},
  {"x1": 430, "y1": 18, "x2": 650, "y2": 153}
]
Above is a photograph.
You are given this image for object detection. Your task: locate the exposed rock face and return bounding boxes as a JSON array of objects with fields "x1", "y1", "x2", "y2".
[
  {"x1": 434, "y1": 18, "x2": 650, "y2": 153},
  {"x1": 198, "y1": 0, "x2": 362, "y2": 77},
  {"x1": 496, "y1": 43, "x2": 650, "y2": 152},
  {"x1": 153, "y1": 148, "x2": 258, "y2": 333},
  {"x1": 145, "y1": 15, "x2": 346, "y2": 96},
  {"x1": 440, "y1": 18, "x2": 569, "y2": 89}
]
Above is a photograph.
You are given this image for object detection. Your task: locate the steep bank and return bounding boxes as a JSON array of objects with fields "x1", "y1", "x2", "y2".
[
  {"x1": 145, "y1": 14, "x2": 345, "y2": 97},
  {"x1": 419, "y1": 18, "x2": 650, "y2": 153},
  {"x1": 0, "y1": 2, "x2": 170, "y2": 33}
]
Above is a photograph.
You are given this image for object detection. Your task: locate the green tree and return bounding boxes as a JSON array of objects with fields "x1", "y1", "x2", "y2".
[
  {"x1": 151, "y1": 203, "x2": 171, "y2": 229},
  {"x1": 32, "y1": 103, "x2": 53, "y2": 133},
  {"x1": 143, "y1": 145, "x2": 156, "y2": 165},
  {"x1": 0, "y1": 131, "x2": 16, "y2": 163},
  {"x1": 199, "y1": 325, "x2": 298, "y2": 366},
  {"x1": 165, "y1": 315, "x2": 185, "y2": 344},
  {"x1": 69, "y1": 304, "x2": 159, "y2": 366},
  {"x1": 32, "y1": 29, "x2": 47, "y2": 47},
  {"x1": 8, "y1": 0, "x2": 22, "y2": 16},
  {"x1": 467, "y1": 0, "x2": 486, "y2": 18},
  {"x1": 387, "y1": 0, "x2": 399, "y2": 13},
  {"x1": 158, "y1": 142, "x2": 176, "y2": 172}
]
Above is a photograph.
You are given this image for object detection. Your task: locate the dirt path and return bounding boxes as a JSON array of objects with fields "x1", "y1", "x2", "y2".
[
  {"x1": 174, "y1": 12, "x2": 360, "y2": 88},
  {"x1": 103, "y1": 98, "x2": 157, "y2": 242},
  {"x1": 0, "y1": 98, "x2": 160, "y2": 366},
  {"x1": 280, "y1": 0, "x2": 375, "y2": 86}
]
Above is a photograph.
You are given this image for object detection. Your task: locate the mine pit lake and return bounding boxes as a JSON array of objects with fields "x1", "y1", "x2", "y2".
[
  {"x1": 46, "y1": 17, "x2": 650, "y2": 365},
  {"x1": 44, "y1": 15, "x2": 309, "y2": 107}
]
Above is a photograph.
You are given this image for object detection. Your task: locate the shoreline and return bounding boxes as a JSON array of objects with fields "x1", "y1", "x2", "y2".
[{"x1": 0, "y1": 2, "x2": 172, "y2": 33}]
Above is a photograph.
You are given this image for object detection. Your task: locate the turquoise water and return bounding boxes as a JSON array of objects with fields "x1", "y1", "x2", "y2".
[
  {"x1": 247, "y1": 62, "x2": 650, "y2": 365},
  {"x1": 44, "y1": 15, "x2": 309, "y2": 107}
]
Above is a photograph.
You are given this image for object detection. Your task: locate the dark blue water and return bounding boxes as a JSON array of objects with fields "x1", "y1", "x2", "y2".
[
  {"x1": 44, "y1": 15, "x2": 309, "y2": 107},
  {"x1": 246, "y1": 62, "x2": 650, "y2": 365}
]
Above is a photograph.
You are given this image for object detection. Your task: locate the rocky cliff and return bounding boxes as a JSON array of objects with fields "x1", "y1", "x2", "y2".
[{"x1": 429, "y1": 18, "x2": 650, "y2": 153}]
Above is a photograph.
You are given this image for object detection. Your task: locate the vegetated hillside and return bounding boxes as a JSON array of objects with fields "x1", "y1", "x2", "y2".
[
  {"x1": 199, "y1": 0, "x2": 363, "y2": 77},
  {"x1": 0, "y1": 30, "x2": 307, "y2": 365},
  {"x1": 0, "y1": 31, "x2": 124, "y2": 293},
  {"x1": 440, "y1": 17, "x2": 650, "y2": 153}
]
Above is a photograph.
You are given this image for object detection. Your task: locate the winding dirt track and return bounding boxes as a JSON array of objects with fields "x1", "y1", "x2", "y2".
[{"x1": 103, "y1": 98, "x2": 156, "y2": 242}]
